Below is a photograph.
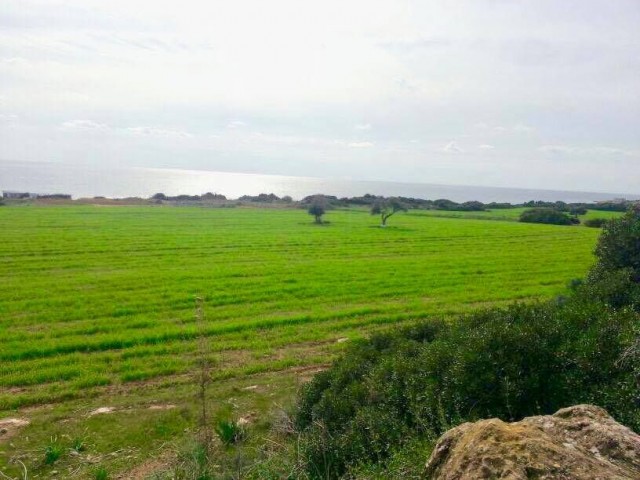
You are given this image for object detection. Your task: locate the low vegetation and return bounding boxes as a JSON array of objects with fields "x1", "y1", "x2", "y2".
[
  {"x1": 293, "y1": 206, "x2": 640, "y2": 478},
  {"x1": 0, "y1": 202, "x2": 634, "y2": 478},
  {"x1": 0, "y1": 206, "x2": 603, "y2": 411}
]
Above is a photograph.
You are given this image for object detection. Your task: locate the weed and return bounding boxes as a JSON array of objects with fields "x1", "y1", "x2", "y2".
[
  {"x1": 215, "y1": 419, "x2": 245, "y2": 445},
  {"x1": 71, "y1": 436, "x2": 86, "y2": 452},
  {"x1": 44, "y1": 437, "x2": 63, "y2": 465},
  {"x1": 94, "y1": 466, "x2": 109, "y2": 480}
]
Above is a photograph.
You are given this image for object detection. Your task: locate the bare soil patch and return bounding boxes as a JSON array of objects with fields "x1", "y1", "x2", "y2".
[{"x1": 0, "y1": 418, "x2": 30, "y2": 443}]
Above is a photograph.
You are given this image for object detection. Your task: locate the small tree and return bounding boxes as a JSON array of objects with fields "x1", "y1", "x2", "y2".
[
  {"x1": 371, "y1": 197, "x2": 407, "y2": 227},
  {"x1": 308, "y1": 195, "x2": 327, "y2": 224}
]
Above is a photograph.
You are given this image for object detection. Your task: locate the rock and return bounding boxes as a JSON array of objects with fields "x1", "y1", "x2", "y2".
[
  {"x1": 424, "y1": 405, "x2": 640, "y2": 479},
  {"x1": 88, "y1": 406, "x2": 115, "y2": 416},
  {"x1": 148, "y1": 404, "x2": 176, "y2": 410}
]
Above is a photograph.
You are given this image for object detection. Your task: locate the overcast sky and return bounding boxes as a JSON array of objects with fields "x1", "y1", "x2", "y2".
[{"x1": 1, "y1": 0, "x2": 639, "y2": 193}]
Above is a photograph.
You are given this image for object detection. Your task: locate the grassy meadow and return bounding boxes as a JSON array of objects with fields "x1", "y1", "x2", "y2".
[{"x1": 0, "y1": 204, "x2": 613, "y2": 477}]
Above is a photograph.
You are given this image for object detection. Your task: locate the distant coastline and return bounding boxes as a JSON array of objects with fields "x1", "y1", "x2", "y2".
[{"x1": 2, "y1": 160, "x2": 639, "y2": 204}]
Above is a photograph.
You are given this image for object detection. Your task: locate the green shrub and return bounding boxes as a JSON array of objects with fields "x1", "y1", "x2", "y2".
[
  {"x1": 584, "y1": 218, "x2": 608, "y2": 228},
  {"x1": 295, "y1": 301, "x2": 639, "y2": 478},
  {"x1": 519, "y1": 208, "x2": 578, "y2": 225},
  {"x1": 580, "y1": 206, "x2": 640, "y2": 310},
  {"x1": 215, "y1": 419, "x2": 245, "y2": 445},
  {"x1": 592, "y1": 206, "x2": 640, "y2": 282}
]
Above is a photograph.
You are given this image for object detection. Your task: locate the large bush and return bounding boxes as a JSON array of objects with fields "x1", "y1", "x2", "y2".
[
  {"x1": 580, "y1": 206, "x2": 640, "y2": 310},
  {"x1": 519, "y1": 208, "x2": 578, "y2": 225},
  {"x1": 583, "y1": 218, "x2": 608, "y2": 228},
  {"x1": 295, "y1": 302, "x2": 639, "y2": 478},
  {"x1": 592, "y1": 206, "x2": 640, "y2": 282}
]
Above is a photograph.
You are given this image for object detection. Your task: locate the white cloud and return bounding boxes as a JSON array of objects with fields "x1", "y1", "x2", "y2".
[
  {"x1": 250, "y1": 132, "x2": 333, "y2": 147},
  {"x1": 442, "y1": 141, "x2": 463, "y2": 153},
  {"x1": 355, "y1": 123, "x2": 372, "y2": 130},
  {"x1": 377, "y1": 36, "x2": 451, "y2": 52},
  {"x1": 538, "y1": 144, "x2": 634, "y2": 156},
  {"x1": 473, "y1": 123, "x2": 535, "y2": 135},
  {"x1": 538, "y1": 145, "x2": 578, "y2": 154},
  {"x1": 125, "y1": 126, "x2": 193, "y2": 139},
  {"x1": 477, "y1": 144, "x2": 495, "y2": 150},
  {"x1": 512, "y1": 124, "x2": 534, "y2": 134},
  {"x1": 226, "y1": 120, "x2": 247, "y2": 129},
  {"x1": 60, "y1": 119, "x2": 109, "y2": 131},
  {"x1": 348, "y1": 142, "x2": 374, "y2": 148}
]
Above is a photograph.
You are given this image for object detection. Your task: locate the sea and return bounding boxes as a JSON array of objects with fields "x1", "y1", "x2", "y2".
[{"x1": 1, "y1": 160, "x2": 638, "y2": 204}]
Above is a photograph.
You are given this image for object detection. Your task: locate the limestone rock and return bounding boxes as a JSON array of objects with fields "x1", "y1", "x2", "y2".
[{"x1": 424, "y1": 404, "x2": 640, "y2": 479}]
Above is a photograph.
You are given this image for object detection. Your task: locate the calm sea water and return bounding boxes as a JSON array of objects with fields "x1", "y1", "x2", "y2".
[{"x1": 1, "y1": 161, "x2": 637, "y2": 203}]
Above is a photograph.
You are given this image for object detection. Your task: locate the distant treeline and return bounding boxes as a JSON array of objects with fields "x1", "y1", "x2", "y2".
[
  {"x1": 299, "y1": 194, "x2": 636, "y2": 213},
  {"x1": 148, "y1": 191, "x2": 636, "y2": 213},
  {"x1": 2, "y1": 191, "x2": 72, "y2": 200},
  {"x1": 151, "y1": 192, "x2": 227, "y2": 202}
]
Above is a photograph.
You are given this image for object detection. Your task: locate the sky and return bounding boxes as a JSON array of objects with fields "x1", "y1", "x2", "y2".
[{"x1": 1, "y1": 0, "x2": 639, "y2": 194}]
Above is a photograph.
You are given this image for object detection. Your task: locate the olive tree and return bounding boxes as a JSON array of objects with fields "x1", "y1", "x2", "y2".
[
  {"x1": 371, "y1": 197, "x2": 408, "y2": 227},
  {"x1": 308, "y1": 195, "x2": 328, "y2": 224}
]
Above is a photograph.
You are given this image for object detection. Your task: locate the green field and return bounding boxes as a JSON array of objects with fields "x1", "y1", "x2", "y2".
[{"x1": 0, "y1": 205, "x2": 610, "y2": 476}]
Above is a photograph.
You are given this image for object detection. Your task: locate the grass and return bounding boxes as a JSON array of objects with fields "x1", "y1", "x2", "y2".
[
  {"x1": 43, "y1": 438, "x2": 63, "y2": 465},
  {"x1": 0, "y1": 205, "x2": 611, "y2": 477}
]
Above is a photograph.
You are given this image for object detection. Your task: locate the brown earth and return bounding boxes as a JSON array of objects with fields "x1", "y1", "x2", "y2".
[{"x1": 0, "y1": 418, "x2": 30, "y2": 443}]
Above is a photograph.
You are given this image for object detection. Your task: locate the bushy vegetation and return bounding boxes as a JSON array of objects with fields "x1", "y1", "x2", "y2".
[
  {"x1": 295, "y1": 301, "x2": 638, "y2": 477},
  {"x1": 295, "y1": 207, "x2": 640, "y2": 478},
  {"x1": 584, "y1": 217, "x2": 609, "y2": 228},
  {"x1": 580, "y1": 206, "x2": 640, "y2": 310},
  {"x1": 519, "y1": 207, "x2": 579, "y2": 225},
  {"x1": 151, "y1": 192, "x2": 227, "y2": 202},
  {"x1": 307, "y1": 195, "x2": 328, "y2": 224},
  {"x1": 590, "y1": 200, "x2": 636, "y2": 212}
]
